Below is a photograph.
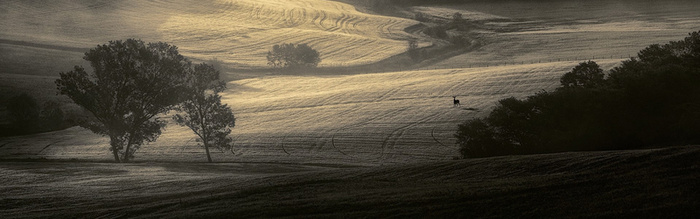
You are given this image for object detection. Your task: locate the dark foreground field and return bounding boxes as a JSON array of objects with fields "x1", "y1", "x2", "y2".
[{"x1": 1, "y1": 146, "x2": 698, "y2": 218}]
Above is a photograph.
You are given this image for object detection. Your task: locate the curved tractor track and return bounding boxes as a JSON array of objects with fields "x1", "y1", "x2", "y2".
[{"x1": 159, "y1": 0, "x2": 418, "y2": 67}]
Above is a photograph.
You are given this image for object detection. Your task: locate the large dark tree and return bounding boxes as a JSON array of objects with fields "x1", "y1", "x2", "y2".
[
  {"x1": 266, "y1": 43, "x2": 321, "y2": 69},
  {"x1": 173, "y1": 63, "x2": 236, "y2": 163},
  {"x1": 56, "y1": 39, "x2": 192, "y2": 162}
]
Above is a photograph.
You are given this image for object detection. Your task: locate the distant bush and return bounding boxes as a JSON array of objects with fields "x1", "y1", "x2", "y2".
[
  {"x1": 452, "y1": 12, "x2": 464, "y2": 24},
  {"x1": 423, "y1": 25, "x2": 448, "y2": 39},
  {"x1": 450, "y1": 34, "x2": 470, "y2": 48},
  {"x1": 414, "y1": 12, "x2": 430, "y2": 22},
  {"x1": 407, "y1": 40, "x2": 426, "y2": 61},
  {"x1": 266, "y1": 43, "x2": 321, "y2": 69},
  {"x1": 456, "y1": 30, "x2": 700, "y2": 158}
]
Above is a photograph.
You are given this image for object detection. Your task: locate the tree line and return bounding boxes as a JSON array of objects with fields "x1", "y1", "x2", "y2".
[{"x1": 455, "y1": 30, "x2": 700, "y2": 158}]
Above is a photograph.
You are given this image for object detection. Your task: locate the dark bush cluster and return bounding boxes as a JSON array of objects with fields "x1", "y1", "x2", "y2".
[
  {"x1": 456, "y1": 31, "x2": 700, "y2": 158},
  {"x1": 1, "y1": 93, "x2": 70, "y2": 136},
  {"x1": 423, "y1": 25, "x2": 448, "y2": 39},
  {"x1": 449, "y1": 34, "x2": 471, "y2": 48}
]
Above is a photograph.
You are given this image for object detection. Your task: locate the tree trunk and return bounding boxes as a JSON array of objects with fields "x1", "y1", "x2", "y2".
[
  {"x1": 123, "y1": 143, "x2": 131, "y2": 163},
  {"x1": 204, "y1": 140, "x2": 212, "y2": 163},
  {"x1": 111, "y1": 147, "x2": 121, "y2": 163},
  {"x1": 122, "y1": 132, "x2": 136, "y2": 163},
  {"x1": 109, "y1": 135, "x2": 121, "y2": 163}
]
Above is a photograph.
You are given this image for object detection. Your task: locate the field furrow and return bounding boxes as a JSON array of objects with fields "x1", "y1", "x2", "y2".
[
  {"x1": 0, "y1": 0, "x2": 418, "y2": 70},
  {"x1": 3, "y1": 0, "x2": 699, "y2": 166}
]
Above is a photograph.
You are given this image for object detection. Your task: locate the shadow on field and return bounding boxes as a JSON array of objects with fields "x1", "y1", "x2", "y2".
[{"x1": 1, "y1": 146, "x2": 697, "y2": 218}]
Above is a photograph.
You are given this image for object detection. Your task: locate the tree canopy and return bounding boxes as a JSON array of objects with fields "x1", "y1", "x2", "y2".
[
  {"x1": 560, "y1": 60, "x2": 605, "y2": 88},
  {"x1": 456, "y1": 30, "x2": 700, "y2": 158},
  {"x1": 266, "y1": 43, "x2": 321, "y2": 69},
  {"x1": 56, "y1": 39, "x2": 192, "y2": 162}
]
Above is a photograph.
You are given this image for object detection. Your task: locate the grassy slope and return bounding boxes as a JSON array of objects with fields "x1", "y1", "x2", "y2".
[
  {"x1": 0, "y1": 0, "x2": 696, "y2": 165},
  {"x1": 1, "y1": 0, "x2": 699, "y2": 217},
  {"x1": 1, "y1": 146, "x2": 697, "y2": 218},
  {"x1": 0, "y1": 60, "x2": 622, "y2": 164},
  {"x1": 423, "y1": 0, "x2": 700, "y2": 69},
  {"x1": 0, "y1": 0, "x2": 417, "y2": 72},
  {"x1": 0, "y1": 0, "x2": 419, "y2": 119}
]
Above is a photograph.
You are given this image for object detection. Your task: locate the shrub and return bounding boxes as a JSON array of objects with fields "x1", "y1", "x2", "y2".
[
  {"x1": 407, "y1": 40, "x2": 423, "y2": 61},
  {"x1": 414, "y1": 12, "x2": 430, "y2": 22},
  {"x1": 450, "y1": 34, "x2": 470, "y2": 48},
  {"x1": 266, "y1": 43, "x2": 321, "y2": 69},
  {"x1": 424, "y1": 25, "x2": 448, "y2": 39}
]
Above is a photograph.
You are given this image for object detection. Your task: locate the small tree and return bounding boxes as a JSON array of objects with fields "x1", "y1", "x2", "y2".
[
  {"x1": 173, "y1": 63, "x2": 236, "y2": 163},
  {"x1": 407, "y1": 40, "x2": 422, "y2": 61},
  {"x1": 56, "y1": 39, "x2": 192, "y2": 162},
  {"x1": 266, "y1": 43, "x2": 321, "y2": 69}
]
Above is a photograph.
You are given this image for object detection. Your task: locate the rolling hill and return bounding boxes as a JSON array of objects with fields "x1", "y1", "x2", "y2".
[
  {"x1": 0, "y1": 0, "x2": 418, "y2": 72},
  {"x1": 0, "y1": 0, "x2": 698, "y2": 164},
  {"x1": 0, "y1": 60, "x2": 622, "y2": 164},
  {"x1": 2, "y1": 0, "x2": 700, "y2": 217}
]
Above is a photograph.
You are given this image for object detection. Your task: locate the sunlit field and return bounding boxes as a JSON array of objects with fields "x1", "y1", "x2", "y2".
[
  {"x1": 0, "y1": 60, "x2": 620, "y2": 164},
  {"x1": 1, "y1": 0, "x2": 699, "y2": 217},
  {"x1": 0, "y1": 0, "x2": 416, "y2": 71},
  {"x1": 422, "y1": 0, "x2": 700, "y2": 68}
]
